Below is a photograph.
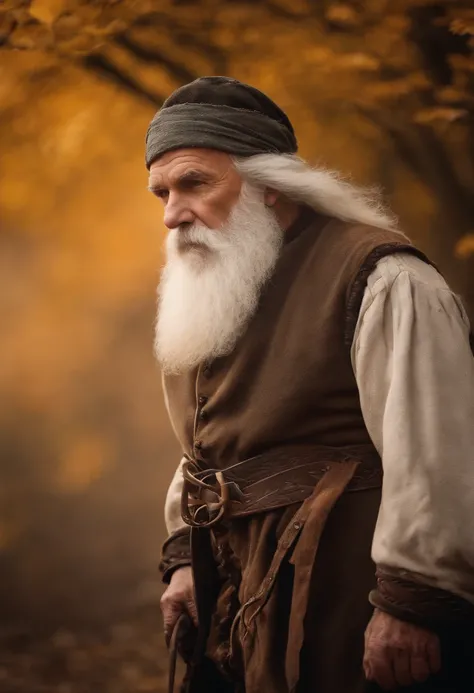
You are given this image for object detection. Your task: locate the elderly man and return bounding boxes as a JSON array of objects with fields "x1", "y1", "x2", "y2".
[{"x1": 146, "y1": 77, "x2": 474, "y2": 693}]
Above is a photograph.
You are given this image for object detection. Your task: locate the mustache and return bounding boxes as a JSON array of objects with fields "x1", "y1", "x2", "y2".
[
  {"x1": 169, "y1": 223, "x2": 230, "y2": 256},
  {"x1": 176, "y1": 227, "x2": 211, "y2": 254}
]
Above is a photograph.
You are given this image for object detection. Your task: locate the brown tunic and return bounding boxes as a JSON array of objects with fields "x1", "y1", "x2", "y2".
[{"x1": 162, "y1": 211, "x2": 419, "y2": 467}]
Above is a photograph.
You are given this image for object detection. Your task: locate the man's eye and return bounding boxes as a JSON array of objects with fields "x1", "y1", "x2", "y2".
[
  {"x1": 155, "y1": 190, "x2": 169, "y2": 200},
  {"x1": 182, "y1": 179, "x2": 204, "y2": 190}
]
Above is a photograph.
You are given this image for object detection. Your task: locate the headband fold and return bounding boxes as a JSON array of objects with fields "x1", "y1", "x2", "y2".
[{"x1": 145, "y1": 102, "x2": 297, "y2": 169}]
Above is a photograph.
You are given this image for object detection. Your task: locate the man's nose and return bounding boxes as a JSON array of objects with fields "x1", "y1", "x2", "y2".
[{"x1": 163, "y1": 194, "x2": 195, "y2": 230}]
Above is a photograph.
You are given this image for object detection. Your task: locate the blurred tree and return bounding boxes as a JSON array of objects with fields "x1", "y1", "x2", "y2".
[{"x1": 2, "y1": 0, "x2": 473, "y2": 304}]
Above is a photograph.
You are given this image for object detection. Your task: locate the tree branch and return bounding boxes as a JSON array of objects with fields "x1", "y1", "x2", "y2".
[
  {"x1": 129, "y1": 12, "x2": 228, "y2": 73},
  {"x1": 114, "y1": 34, "x2": 198, "y2": 85},
  {"x1": 82, "y1": 54, "x2": 164, "y2": 106}
]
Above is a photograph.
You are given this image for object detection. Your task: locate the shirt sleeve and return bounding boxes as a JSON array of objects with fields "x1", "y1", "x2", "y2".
[
  {"x1": 164, "y1": 457, "x2": 187, "y2": 534},
  {"x1": 351, "y1": 252, "x2": 474, "y2": 606}
]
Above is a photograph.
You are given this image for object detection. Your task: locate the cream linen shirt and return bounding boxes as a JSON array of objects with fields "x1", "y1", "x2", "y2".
[
  {"x1": 163, "y1": 253, "x2": 474, "y2": 602},
  {"x1": 353, "y1": 252, "x2": 474, "y2": 603}
]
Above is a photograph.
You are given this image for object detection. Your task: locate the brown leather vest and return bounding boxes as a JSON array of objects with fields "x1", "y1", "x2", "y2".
[{"x1": 163, "y1": 209, "x2": 428, "y2": 471}]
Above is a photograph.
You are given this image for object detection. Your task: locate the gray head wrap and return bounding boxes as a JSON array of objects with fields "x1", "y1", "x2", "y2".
[{"x1": 145, "y1": 76, "x2": 298, "y2": 169}]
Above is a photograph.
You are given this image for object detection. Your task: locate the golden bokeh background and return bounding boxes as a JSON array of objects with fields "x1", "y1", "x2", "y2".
[{"x1": 1, "y1": 1, "x2": 473, "y2": 690}]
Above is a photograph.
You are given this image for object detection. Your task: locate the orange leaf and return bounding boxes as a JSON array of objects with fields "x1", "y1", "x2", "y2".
[{"x1": 455, "y1": 234, "x2": 474, "y2": 259}]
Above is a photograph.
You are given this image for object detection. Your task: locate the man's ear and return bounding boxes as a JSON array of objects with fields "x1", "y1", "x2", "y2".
[{"x1": 264, "y1": 188, "x2": 279, "y2": 207}]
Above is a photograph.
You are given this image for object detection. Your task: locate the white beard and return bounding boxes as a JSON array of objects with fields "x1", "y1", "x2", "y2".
[{"x1": 155, "y1": 183, "x2": 283, "y2": 374}]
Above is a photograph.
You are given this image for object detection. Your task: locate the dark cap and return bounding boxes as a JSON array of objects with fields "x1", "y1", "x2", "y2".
[{"x1": 145, "y1": 76, "x2": 298, "y2": 168}]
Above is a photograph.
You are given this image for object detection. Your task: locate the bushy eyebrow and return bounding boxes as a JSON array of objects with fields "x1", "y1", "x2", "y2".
[
  {"x1": 177, "y1": 169, "x2": 213, "y2": 183},
  {"x1": 148, "y1": 168, "x2": 214, "y2": 192}
]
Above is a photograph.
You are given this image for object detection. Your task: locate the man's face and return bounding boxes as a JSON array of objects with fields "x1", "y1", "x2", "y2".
[
  {"x1": 152, "y1": 161, "x2": 284, "y2": 374},
  {"x1": 148, "y1": 148, "x2": 243, "y2": 231}
]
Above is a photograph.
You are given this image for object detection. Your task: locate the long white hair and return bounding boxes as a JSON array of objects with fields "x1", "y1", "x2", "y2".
[{"x1": 233, "y1": 154, "x2": 400, "y2": 232}]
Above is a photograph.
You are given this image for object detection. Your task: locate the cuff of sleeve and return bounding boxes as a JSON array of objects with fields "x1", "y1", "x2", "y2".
[
  {"x1": 369, "y1": 564, "x2": 474, "y2": 631},
  {"x1": 159, "y1": 526, "x2": 192, "y2": 584}
]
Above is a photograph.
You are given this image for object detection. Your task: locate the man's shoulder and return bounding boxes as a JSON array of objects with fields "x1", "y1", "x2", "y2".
[
  {"x1": 332, "y1": 222, "x2": 435, "y2": 347},
  {"x1": 316, "y1": 219, "x2": 431, "y2": 287},
  {"x1": 367, "y1": 253, "x2": 446, "y2": 296},
  {"x1": 320, "y1": 218, "x2": 412, "y2": 254}
]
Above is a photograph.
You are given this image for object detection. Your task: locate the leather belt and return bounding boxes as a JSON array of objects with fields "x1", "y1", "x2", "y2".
[{"x1": 181, "y1": 444, "x2": 382, "y2": 528}]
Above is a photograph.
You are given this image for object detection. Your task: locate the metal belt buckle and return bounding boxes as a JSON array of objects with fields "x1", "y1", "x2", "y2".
[{"x1": 181, "y1": 461, "x2": 230, "y2": 527}]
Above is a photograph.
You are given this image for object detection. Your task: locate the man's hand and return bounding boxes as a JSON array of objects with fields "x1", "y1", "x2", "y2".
[
  {"x1": 160, "y1": 566, "x2": 198, "y2": 642},
  {"x1": 364, "y1": 608, "x2": 441, "y2": 690}
]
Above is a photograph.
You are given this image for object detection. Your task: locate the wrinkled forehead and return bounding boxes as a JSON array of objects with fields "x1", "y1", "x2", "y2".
[
  {"x1": 148, "y1": 148, "x2": 242, "y2": 193},
  {"x1": 150, "y1": 146, "x2": 232, "y2": 174}
]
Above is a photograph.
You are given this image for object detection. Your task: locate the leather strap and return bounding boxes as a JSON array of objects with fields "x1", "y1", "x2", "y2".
[
  {"x1": 286, "y1": 460, "x2": 359, "y2": 691},
  {"x1": 181, "y1": 444, "x2": 382, "y2": 528},
  {"x1": 226, "y1": 462, "x2": 360, "y2": 670}
]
